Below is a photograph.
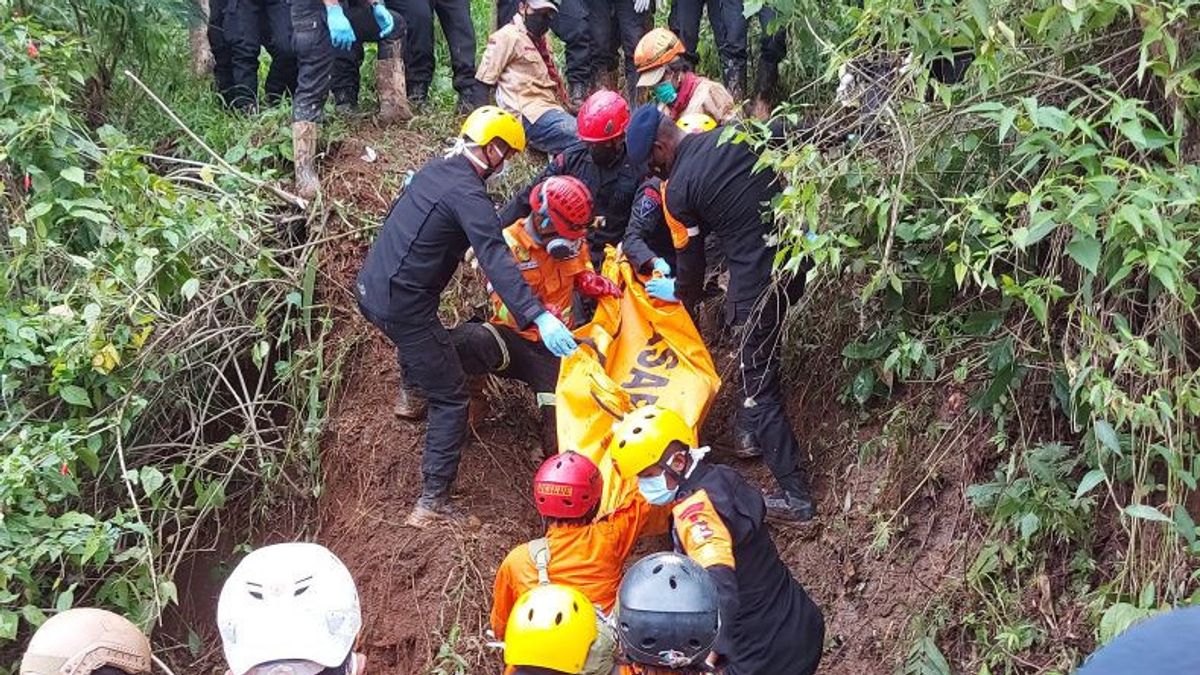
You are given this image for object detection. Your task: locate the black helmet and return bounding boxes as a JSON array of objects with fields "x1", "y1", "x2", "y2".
[{"x1": 615, "y1": 552, "x2": 719, "y2": 668}]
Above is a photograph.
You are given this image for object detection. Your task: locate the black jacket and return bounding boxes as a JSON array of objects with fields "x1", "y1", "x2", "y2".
[
  {"x1": 356, "y1": 154, "x2": 543, "y2": 326},
  {"x1": 498, "y1": 144, "x2": 647, "y2": 266},
  {"x1": 672, "y1": 462, "x2": 824, "y2": 675},
  {"x1": 620, "y1": 177, "x2": 677, "y2": 275}
]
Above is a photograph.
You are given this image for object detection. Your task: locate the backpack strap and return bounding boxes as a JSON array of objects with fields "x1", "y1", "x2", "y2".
[{"x1": 527, "y1": 537, "x2": 551, "y2": 585}]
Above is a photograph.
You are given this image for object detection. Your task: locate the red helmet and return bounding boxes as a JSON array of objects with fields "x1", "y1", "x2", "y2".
[
  {"x1": 533, "y1": 451, "x2": 603, "y2": 519},
  {"x1": 577, "y1": 90, "x2": 631, "y2": 143},
  {"x1": 529, "y1": 176, "x2": 593, "y2": 240}
]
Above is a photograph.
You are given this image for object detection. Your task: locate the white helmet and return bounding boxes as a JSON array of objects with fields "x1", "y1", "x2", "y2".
[
  {"x1": 20, "y1": 608, "x2": 152, "y2": 675},
  {"x1": 217, "y1": 543, "x2": 362, "y2": 675}
]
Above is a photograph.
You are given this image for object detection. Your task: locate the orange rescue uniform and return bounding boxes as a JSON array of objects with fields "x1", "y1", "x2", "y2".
[
  {"x1": 490, "y1": 495, "x2": 665, "y2": 638},
  {"x1": 489, "y1": 221, "x2": 591, "y2": 341}
]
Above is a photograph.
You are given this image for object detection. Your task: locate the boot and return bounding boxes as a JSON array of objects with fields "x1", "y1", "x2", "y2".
[
  {"x1": 535, "y1": 405, "x2": 558, "y2": 462},
  {"x1": 408, "y1": 81, "x2": 430, "y2": 104},
  {"x1": 404, "y1": 485, "x2": 461, "y2": 528},
  {"x1": 732, "y1": 430, "x2": 763, "y2": 459},
  {"x1": 751, "y1": 61, "x2": 779, "y2": 120},
  {"x1": 376, "y1": 56, "x2": 414, "y2": 124},
  {"x1": 291, "y1": 121, "x2": 320, "y2": 200},
  {"x1": 567, "y1": 81, "x2": 589, "y2": 115},
  {"x1": 594, "y1": 68, "x2": 617, "y2": 92},
  {"x1": 393, "y1": 385, "x2": 427, "y2": 421},
  {"x1": 764, "y1": 488, "x2": 815, "y2": 523},
  {"x1": 467, "y1": 377, "x2": 490, "y2": 427},
  {"x1": 723, "y1": 62, "x2": 747, "y2": 102}
]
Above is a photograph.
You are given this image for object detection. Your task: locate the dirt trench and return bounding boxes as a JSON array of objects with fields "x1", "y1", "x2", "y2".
[{"x1": 300, "y1": 125, "x2": 990, "y2": 674}]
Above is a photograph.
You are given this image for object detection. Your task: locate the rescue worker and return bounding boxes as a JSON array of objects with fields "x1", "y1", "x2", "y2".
[
  {"x1": 589, "y1": 0, "x2": 652, "y2": 103},
  {"x1": 633, "y1": 28, "x2": 737, "y2": 124},
  {"x1": 621, "y1": 113, "x2": 715, "y2": 280},
  {"x1": 625, "y1": 103, "x2": 815, "y2": 521},
  {"x1": 491, "y1": 452, "x2": 660, "y2": 638},
  {"x1": 19, "y1": 608, "x2": 152, "y2": 675},
  {"x1": 665, "y1": 0, "x2": 783, "y2": 104},
  {"x1": 476, "y1": 0, "x2": 580, "y2": 155},
  {"x1": 224, "y1": 0, "x2": 298, "y2": 112},
  {"x1": 451, "y1": 177, "x2": 621, "y2": 459},
  {"x1": 207, "y1": 0, "x2": 237, "y2": 106},
  {"x1": 217, "y1": 543, "x2": 366, "y2": 675},
  {"x1": 356, "y1": 107, "x2": 579, "y2": 528},
  {"x1": 496, "y1": 0, "x2": 593, "y2": 111},
  {"x1": 291, "y1": 0, "x2": 413, "y2": 199},
  {"x1": 613, "y1": 552, "x2": 720, "y2": 674},
  {"x1": 397, "y1": 0, "x2": 485, "y2": 111},
  {"x1": 504, "y1": 584, "x2": 615, "y2": 675},
  {"x1": 610, "y1": 406, "x2": 825, "y2": 675},
  {"x1": 498, "y1": 90, "x2": 643, "y2": 270}
]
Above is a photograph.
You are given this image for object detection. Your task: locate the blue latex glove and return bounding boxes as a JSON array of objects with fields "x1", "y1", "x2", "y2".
[
  {"x1": 326, "y1": 5, "x2": 357, "y2": 50},
  {"x1": 651, "y1": 258, "x2": 672, "y2": 277},
  {"x1": 372, "y1": 3, "x2": 395, "y2": 38},
  {"x1": 534, "y1": 311, "x2": 578, "y2": 357},
  {"x1": 646, "y1": 277, "x2": 678, "y2": 303}
]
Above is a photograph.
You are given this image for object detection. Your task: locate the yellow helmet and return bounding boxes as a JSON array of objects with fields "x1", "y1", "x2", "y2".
[
  {"x1": 608, "y1": 405, "x2": 696, "y2": 479},
  {"x1": 505, "y1": 585, "x2": 597, "y2": 673},
  {"x1": 677, "y1": 113, "x2": 717, "y2": 133},
  {"x1": 461, "y1": 105, "x2": 527, "y2": 152}
]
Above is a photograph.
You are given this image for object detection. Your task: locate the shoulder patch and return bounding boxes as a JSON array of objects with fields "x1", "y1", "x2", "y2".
[{"x1": 633, "y1": 189, "x2": 662, "y2": 220}]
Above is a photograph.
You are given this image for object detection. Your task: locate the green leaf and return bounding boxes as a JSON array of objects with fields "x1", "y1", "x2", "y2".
[
  {"x1": 1067, "y1": 234, "x2": 1101, "y2": 275},
  {"x1": 20, "y1": 605, "x2": 47, "y2": 628},
  {"x1": 59, "y1": 385, "x2": 93, "y2": 408},
  {"x1": 1173, "y1": 506, "x2": 1197, "y2": 546},
  {"x1": 134, "y1": 256, "x2": 153, "y2": 284},
  {"x1": 967, "y1": 0, "x2": 989, "y2": 30},
  {"x1": 60, "y1": 166, "x2": 86, "y2": 186},
  {"x1": 851, "y1": 368, "x2": 876, "y2": 405},
  {"x1": 1094, "y1": 420, "x2": 1120, "y2": 453},
  {"x1": 0, "y1": 611, "x2": 17, "y2": 640},
  {"x1": 25, "y1": 201, "x2": 53, "y2": 221},
  {"x1": 140, "y1": 466, "x2": 166, "y2": 496},
  {"x1": 1124, "y1": 504, "x2": 1171, "y2": 523},
  {"x1": 904, "y1": 636, "x2": 951, "y2": 675},
  {"x1": 1099, "y1": 603, "x2": 1153, "y2": 644},
  {"x1": 181, "y1": 278, "x2": 200, "y2": 301},
  {"x1": 1076, "y1": 469, "x2": 1106, "y2": 499}
]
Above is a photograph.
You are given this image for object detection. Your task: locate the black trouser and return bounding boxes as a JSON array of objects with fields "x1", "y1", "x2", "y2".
[
  {"x1": 450, "y1": 322, "x2": 559, "y2": 402},
  {"x1": 360, "y1": 304, "x2": 469, "y2": 494},
  {"x1": 588, "y1": 0, "x2": 651, "y2": 93},
  {"x1": 208, "y1": 0, "x2": 237, "y2": 105},
  {"x1": 729, "y1": 275, "x2": 807, "y2": 498},
  {"x1": 332, "y1": 43, "x2": 366, "y2": 107},
  {"x1": 225, "y1": 0, "x2": 298, "y2": 110},
  {"x1": 497, "y1": 0, "x2": 593, "y2": 89},
  {"x1": 668, "y1": 0, "x2": 783, "y2": 71},
  {"x1": 397, "y1": 0, "x2": 479, "y2": 98},
  {"x1": 291, "y1": 0, "x2": 405, "y2": 123},
  {"x1": 668, "y1": 0, "x2": 725, "y2": 65}
]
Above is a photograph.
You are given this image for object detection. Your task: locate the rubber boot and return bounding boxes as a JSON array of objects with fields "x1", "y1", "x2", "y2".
[
  {"x1": 568, "y1": 81, "x2": 589, "y2": 115},
  {"x1": 535, "y1": 404, "x2": 558, "y2": 462},
  {"x1": 376, "y1": 56, "x2": 414, "y2": 124},
  {"x1": 764, "y1": 488, "x2": 815, "y2": 523},
  {"x1": 393, "y1": 385, "x2": 427, "y2": 420},
  {"x1": 733, "y1": 429, "x2": 763, "y2": 459},
  {"x1": 723, "y1": 62, "x2": 747, "y2": 102},
  {"x1": 405, "y1": 483, "x2": 460, "y2": 528},
  {"x1": 751, "y1": 61, "x2": 779, "y2": 120},
  {"x1": 594, "y1": 68, "x2": 617, "y2": 92},
  {"x1": 291, "y1": 121, "x2": 320, "y2": 200}
]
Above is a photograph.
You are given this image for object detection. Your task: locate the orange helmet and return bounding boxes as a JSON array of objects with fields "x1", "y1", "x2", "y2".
[{"x1": 634, "y1": 28, "x2": 685, "y2": 75}]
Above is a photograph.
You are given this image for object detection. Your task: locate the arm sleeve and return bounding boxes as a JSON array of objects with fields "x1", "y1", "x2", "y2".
[
  {"x1": 475, "y1": 31, "x2": 513, "y2": 85},
  {"x1": 497, "y1": 155, "x2": 560, "y2": 225},
  {"x1": 490, "y1": 557, "x2": 518, "y2": 638},
  {"x1": 666, "y1": 183, "x2": 706, "y2": 310},
  {"x1": 705, "y1": 84, "x2": 737, "y2": 124},
  {"x1": 673, "y1": 490, "x2": 740, "y2": 658},
  {"x1": 622, "y1": 181, "x2": 666, "y2": 273},
  {"x1": 457, "y1": 195, "x2": 544, "y2": 328}
]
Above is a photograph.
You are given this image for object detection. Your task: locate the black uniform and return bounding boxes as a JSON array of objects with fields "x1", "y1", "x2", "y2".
[
  {"x1": 397, "y1": 0, "x2": 481, "y2": 102},
  {"x1": 291, "y1": 0, "x2": 406, "y2": 123},
  {"x1": 496, "y1": 0, "x2": 593, "y2": 94},
  {"x1": 498, "y1": 144, "x2": 646, "y2": 269},
  {"x1": 224, "y1": 0, "x2": 298, "y2": 110},
  {"x1": 331, "y1": 43, "x2": 365, "y2": 109},
  {"x1": 664, "y1": 126, "x2": 810, "y2": 501},
  {"x1": 356, "y1": 154, "x2": 545, "y2": 492},
  {"x1": 621, "y1": 177, "x2": 676, "y2": 274},
  {"x1": 668, "y1": 0, "x2": 784, "y2": 88},
  {"x1": 208, "y1": 0, "x2": 237, "y2": 105},
  {"x1": 588, "y1": 0, "x2": 652, "y2": 99},
  {"x1": 672, "y1": 462, "x2": 824, "y2": 674}
]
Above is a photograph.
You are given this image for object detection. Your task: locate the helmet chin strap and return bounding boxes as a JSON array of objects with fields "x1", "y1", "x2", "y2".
[
  {"x1": 662, "y1": 446, "x2": 709, "y2": 483},
  {"x1": 448, "y1": 138, "x2": 498, "y2": 174}
]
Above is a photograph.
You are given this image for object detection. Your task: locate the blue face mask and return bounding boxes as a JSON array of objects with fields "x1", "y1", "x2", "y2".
[
  {"x1": 637, "y1": 473, "x2": 678, "y2": 506},
  {"x1": 652, "y1": 81, "x2": 677, "y2": 105}
]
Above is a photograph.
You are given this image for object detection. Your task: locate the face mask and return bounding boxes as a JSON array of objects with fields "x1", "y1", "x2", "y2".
[
  {"x1": 589, "y1": 140, "x2": 623, "y2": 168},
  {"x1": 526, "y1": 215, "x2": 582, "y2": 260},
  {"x1": 524, "y1": 12, "x2": 552, "y2": 37},
  {"x1": 652, "y1": 80, "x2": 677, "y2": 105},
  {"x1": 637, "y1": 473, "x2": 677, "y2": 506}
]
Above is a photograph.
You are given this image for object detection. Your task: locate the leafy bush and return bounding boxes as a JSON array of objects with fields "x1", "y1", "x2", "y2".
[
  {"x1": 765, "y1": 0, "x2": 1199, "y2": 668},
  {"x1": 0, "y1": 8, "x2": 320, "y2": 660}
]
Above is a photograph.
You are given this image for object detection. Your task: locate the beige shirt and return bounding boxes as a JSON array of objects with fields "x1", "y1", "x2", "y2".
[
  {"x1": 476, "y1": 16, "x2": 565, "y2": 124},
  {"x1": 678, "y1": 77, "x2": 738, "y2": 124}
]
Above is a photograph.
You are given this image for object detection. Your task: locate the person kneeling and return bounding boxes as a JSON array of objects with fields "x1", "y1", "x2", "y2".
[
  {"x1": 450, "y1": 176, "x2": 620, "y2": 458},
  {"x1": 613, "y1": 552, "x2": 720, "y2": 675},
  {"x1": 504, "y1": 584, "x2": 615, "y2": 675}
]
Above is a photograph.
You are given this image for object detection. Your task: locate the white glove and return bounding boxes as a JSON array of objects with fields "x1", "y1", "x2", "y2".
[{"x1": 633, "y1": 0, "x2": 651, "y2": 13}]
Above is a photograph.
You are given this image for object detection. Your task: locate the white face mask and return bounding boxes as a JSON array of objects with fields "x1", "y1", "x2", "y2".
[{"x1": 449, "y1": 140, "x2": 507, "y2": 181}]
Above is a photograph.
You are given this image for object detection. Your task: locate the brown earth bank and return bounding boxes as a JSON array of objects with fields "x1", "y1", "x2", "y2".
[{"x1": 168, "y1": 123, "x2": 997, "y2": 674}]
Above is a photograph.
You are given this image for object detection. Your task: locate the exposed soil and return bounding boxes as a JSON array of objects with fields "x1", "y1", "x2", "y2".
[{"x1": 191, "y1": 122, "x2": 998, "y2": 674}]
